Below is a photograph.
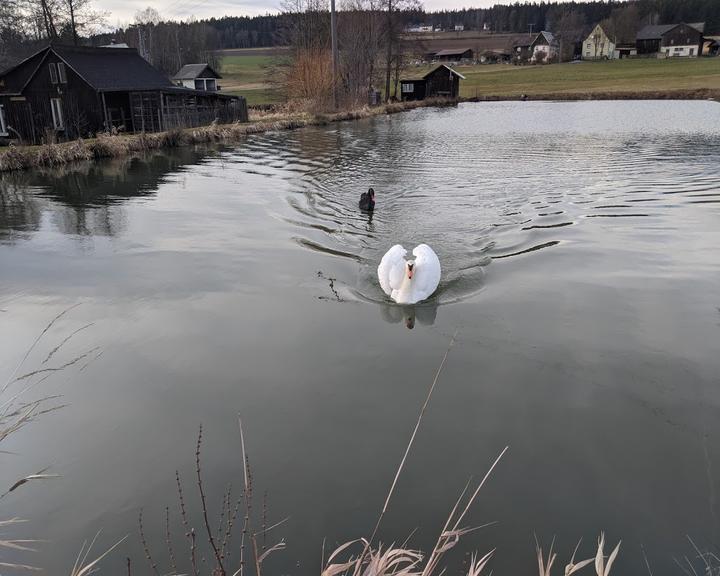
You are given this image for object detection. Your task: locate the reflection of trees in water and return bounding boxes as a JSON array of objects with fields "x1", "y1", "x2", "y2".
[{"x1": 0, "y1": 147, "x2": 213, "y2": 241}]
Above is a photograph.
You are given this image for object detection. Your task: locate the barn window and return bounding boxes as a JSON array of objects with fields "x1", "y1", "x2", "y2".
[
  {"x1": 49, "y1": 63, "x2": 58, "y2": 84},
  {"x1": 401, "y1": 83, "x2": 414, "y2": 93},
  {"x1": 57, "y1": 62, "x2": 67, "y2": 83},
  {"x1": 0, "y1": 105, "x2": 8, "y2": 136},
  {"x1": 50, "y1": 98, "x2": 64, "y2": 129}
]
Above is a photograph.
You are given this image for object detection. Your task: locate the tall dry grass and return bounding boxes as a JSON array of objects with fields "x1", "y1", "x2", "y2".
[
  {"x1": 0, "y1": 304, "x2": 121, "y2": 574},
  {"x1": 134, "y1": 331, "x2": 626, "y2": 576}
]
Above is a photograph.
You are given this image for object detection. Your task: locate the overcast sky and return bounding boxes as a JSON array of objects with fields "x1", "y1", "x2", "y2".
[{"x1": 104, "y1": 0, "x2": 525, "y2": 28}]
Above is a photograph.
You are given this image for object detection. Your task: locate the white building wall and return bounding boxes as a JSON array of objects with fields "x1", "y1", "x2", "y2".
[
  {"x1": 532, "y1": 44, "x2": 557, "y2": 62},
  {"x1": 662, "y1": 44, "x2": 700, "y2": 57},
  {"x1": 582, "y1": 26, "x2": 615, "y2": 59}
]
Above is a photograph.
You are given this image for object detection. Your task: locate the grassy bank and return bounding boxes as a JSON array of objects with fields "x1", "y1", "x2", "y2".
[
  {"x1": 0, "y1": 99, "x2": 454, "y2": 173},
  {"x1": 452, "y1": 58, "x2": 720, "y2": 99},
  {"x1": 218, "y1": 53, "x2": 720, "y2": 105}
]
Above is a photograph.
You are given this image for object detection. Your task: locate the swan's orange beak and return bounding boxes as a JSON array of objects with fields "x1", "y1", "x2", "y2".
[{"x1": 407, "y1": 263, "x2": 414, "y2": 279}]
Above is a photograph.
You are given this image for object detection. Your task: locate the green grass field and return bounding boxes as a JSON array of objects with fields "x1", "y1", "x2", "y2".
[
  {"x1": 453, "y1": 57, "x2": 720, "y2": 98},
  {"x1": 219, "y1": 54, "x2": 283, "y2": 105},
  {"x1": 218, "y1": 51, "x2": 720, "y2": 105}
]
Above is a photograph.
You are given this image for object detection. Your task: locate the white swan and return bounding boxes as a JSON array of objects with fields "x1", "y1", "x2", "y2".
[{"x1": 378, "y1": 244, "x2": 441, "y2": 304}]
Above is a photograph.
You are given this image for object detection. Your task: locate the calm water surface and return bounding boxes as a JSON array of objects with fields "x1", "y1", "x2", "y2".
[{"x1": 1, "y1": 101, "x2": 720, "y2": 575}]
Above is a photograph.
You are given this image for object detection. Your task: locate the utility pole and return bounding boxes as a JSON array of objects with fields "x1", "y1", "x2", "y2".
[
  {"x1": 384, "y1": 0, "x2": 392, "y2": 102},
  {"x1": 330, "y1": 0, "x2": 339, "y2": 109}
]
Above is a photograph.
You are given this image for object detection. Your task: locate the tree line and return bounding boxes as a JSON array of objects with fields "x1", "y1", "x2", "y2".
[{"x1": 2, "y1": 0, "x2": 719, "y2": 76}]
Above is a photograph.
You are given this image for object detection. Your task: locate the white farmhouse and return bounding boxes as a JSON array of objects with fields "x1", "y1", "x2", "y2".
[
  {"x1": 530, "y1": 31, "x2": 558, "y2": 63},
  {"x1": 582, "y1": 24, "x2": 615, "y2": 59}
]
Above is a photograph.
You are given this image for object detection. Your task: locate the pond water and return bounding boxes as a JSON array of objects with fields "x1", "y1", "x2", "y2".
[{"x1": 1, "y1": 101, "x2": 720, "y2": 575}]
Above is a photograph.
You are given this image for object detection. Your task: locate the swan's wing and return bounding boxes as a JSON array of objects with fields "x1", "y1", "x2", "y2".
[
  {"x1": 378, "y1": 244, "x2": 407, "y2": 296},
  {"x1": 411, "y1": 244, "x2": 441, "y2": 301}
]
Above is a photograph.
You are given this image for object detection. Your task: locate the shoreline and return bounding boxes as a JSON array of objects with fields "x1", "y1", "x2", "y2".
[
  {"x1": 464, "y1": 87, "x2": 720, "y2": 102},
  {"x1": 1, "y1": 90, "x2": 718, "y2": 173}
]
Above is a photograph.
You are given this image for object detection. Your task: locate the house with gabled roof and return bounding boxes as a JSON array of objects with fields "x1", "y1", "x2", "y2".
[
  {"x1": 0, "y1": 45, "x2": 246, "y2": 144},
  {"x1": 530, "y1": 31, "x2": 558, "y2": 63},
  {"x1": 172, "y1": 63, "x2": 222, "y2": 92},
  {"x1": 582, "y1": 24, "x2": 615, "y2": 60}
]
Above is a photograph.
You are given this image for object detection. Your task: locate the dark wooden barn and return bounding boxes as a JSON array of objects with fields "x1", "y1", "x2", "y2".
[
  {"x1": 636, "y1": 22, "x2": 705, "y2": 56},
  {"x1": 400, "y1": 65, "x2": 465, "y2": 102},
  {"x1": 0, "y1": 45, "x2": 247, "y2": 144}
]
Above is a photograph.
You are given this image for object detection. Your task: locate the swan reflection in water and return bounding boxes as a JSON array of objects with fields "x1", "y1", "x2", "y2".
[{"x1": 380, "y1": 300, "x2": 438, "y2": 329}]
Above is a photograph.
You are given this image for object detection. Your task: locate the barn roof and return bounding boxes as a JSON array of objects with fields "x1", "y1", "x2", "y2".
[
  {"x1": 54, "y1": 45, "x2": 175, "y2": 91},
  {"x1": 532, "y1": 31, "x2": 557, "y2": 47},
  {"x1": 401, "y1": 64, "x2": 466, "y2": 82},
  {"x1": 433, "y1": 48, "x2": 472, "y2": 57},
  {"x1": 636, "y1": 22, "x2": 705, "y2": 40},
  {"x1": 636, "y1": 24, "x2": 676, "y2": 40},
  {"x1": 427, "y1": 64, "x2": 465, "y2": 79},
  {"x1": 172, "y1": 63, "x2": 222, "y2": 80},
  {"x1": 0, "y1": 44, "x2": 175, "y2": 94}
]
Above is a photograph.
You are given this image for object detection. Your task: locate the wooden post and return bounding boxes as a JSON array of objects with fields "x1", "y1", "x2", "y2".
[
  {"x1": 330, "y1": 0, "x2": 339, "y2": 109},
  {"x1": 100, "y1": 91, "x2": 109, "y2": 131},
  {"x1": 159, "y1": 92, "x2": 165, "y2": 131}
]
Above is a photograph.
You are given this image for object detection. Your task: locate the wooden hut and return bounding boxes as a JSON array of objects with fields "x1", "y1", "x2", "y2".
[
  {"x1": 0, "y1": 45, "x2": 247, "y2": 144},
  {"x1": 400, "y1": 64, "x2": 465, "y2": 101}
]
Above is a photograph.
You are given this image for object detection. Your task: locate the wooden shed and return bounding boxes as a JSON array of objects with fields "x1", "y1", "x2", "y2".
[
  {"x1": 400, "y1": 65, "x2": 465, "y2": 102},
  {"x1": 0, "y1": 45, "x2": 247, "y2": 144}
]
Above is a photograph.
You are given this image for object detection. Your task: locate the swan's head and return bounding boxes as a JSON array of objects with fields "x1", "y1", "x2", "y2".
[
  {"x1": 406, "y1": 261, "x2": 415, "y2": 280},
  {"x1": 368, "y1": 188, "x2": 375, "y2": 200}
]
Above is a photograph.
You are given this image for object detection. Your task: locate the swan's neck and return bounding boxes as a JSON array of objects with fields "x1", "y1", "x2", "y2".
[{"x1": 396, "y1": 274, "x2": 414, "y2": 297}]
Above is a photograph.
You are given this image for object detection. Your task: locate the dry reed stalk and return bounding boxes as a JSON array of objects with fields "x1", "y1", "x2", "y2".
[
  {"x1": 70, "y1": 533, "x2": 128, "y2": 576},
  {"x1": 534, "y1": 534, "x2": 619, "y2": 576},
  {"x1": 196, "y1": 425, "x2": 226, "y2": 575},
  {"x1": 368, "y1": 330, "x2": 459, "y2": 547},
  {"x1": 321, "y1": 330, "x2": 507, "y2": 576}
]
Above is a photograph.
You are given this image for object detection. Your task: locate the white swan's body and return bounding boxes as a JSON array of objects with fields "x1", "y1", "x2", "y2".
[{"x1": 378, "y1": 244, "x2": 441, "y2": 304}]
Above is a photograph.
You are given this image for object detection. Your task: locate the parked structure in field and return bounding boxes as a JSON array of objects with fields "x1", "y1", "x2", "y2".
[
  {"x1": 432, "y1": 48, "x2": 474, "y2": 61},
  {"x1": 530, "y1": 31, "x2": 558, "y2": 63},
  {"x1": 172, "y1": 63, "x2": 222, "y2": 92},
  {"x1": 0, "y1": 45, "x2": 247, "y2": 144},
  {"x1": 614, "y1": 44, "x2": 638, "y2": 58},
  {"x1": 582, "y1": 24, "x2": 615, "y2": 59},
  {"x1": 400, "y1": 64, "x2": 464, "y2": 101},
  {"x1": 636, "y1": 22, "x2": 705, "y2": 57}
]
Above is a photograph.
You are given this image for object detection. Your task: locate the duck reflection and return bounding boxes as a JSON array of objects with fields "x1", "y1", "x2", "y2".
[{"x1": 380, "y1": 300, "x2": 438, "y2": 329}]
